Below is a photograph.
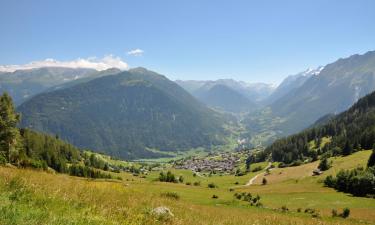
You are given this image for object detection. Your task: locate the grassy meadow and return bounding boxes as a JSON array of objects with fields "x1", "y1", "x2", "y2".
[{"x1": 0, "y1": 151, "x2": 374, "y2": 225}]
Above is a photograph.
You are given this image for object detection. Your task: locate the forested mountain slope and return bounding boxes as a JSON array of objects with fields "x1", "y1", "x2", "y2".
[{"x1": 18, "y1": 68, "x2": 227, "y2": 159}]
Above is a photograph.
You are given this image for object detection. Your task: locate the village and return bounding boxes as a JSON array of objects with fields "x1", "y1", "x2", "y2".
[{"x1": 173, "y1": 150, "x2": 251, "y2": 173}]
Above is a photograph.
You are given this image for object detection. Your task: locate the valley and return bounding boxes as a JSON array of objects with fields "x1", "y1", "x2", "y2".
[{"x1": 1, "y1": 3, "x2": 375, "y2": 223}]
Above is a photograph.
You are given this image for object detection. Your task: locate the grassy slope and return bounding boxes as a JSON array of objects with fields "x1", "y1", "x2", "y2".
[
  {"x1": 242, "y1": 150, "x2": 375, "y2": 222},
  {"x1": 0, "y1": 151, "x2": 373, "y2": 225}
]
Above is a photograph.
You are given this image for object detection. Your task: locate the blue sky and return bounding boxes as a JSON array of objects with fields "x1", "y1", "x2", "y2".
[{"x1": 0, "y1": 0, "x2": 374, "y2": 84}]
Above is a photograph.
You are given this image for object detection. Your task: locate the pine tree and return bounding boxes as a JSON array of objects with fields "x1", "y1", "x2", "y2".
[
  {"x1": 342, "y1": 141, "x2": 353, "y2": 156},
  {"x1": 0, "y1": 92, "x2": 22, "y2": 164}
]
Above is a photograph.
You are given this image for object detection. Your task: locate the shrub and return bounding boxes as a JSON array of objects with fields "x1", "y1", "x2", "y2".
[
  {"x1": 289, "y1": 160, "x2": 302, "y2": 167},
  {"x1": 234, "y1": 181, "x2": 239, "y2": 185},
  {"x1": 0, "y1": 155, "x2": 7, "y2": 165},
  {"x1": 280, "y1": 205, "x2": 288, "y2": 212},
  {"x1": 297, "y1": 208, "x2": 302, "y2": 213},
  {"x1": 185, "y1": 182, "x2": 191, "y2": 185},
  {"x1": 234, "y1": 193, "x2": 242, "y2": 200},
  {"x1": 324, "y1": 175, "x2": 336, "y2": 187},
  {"x1": 262, "y1": 177, "x2": 267, "y2": 185},
  {"x1": 318, "y1": 157, "x2": 331, "y2": 171},
  {"x1": 207, "y1": 182, "x2": 217, "y2": 188},
  {"x1": 212, "y1": 194, "x2": 218, "y2": 199},
  {"x1": 341, "y1": 208, "x2": 350, "y2": 218},
  {"x1": 304, "y1": 208, "x2": 316, "y2": 214},
  {"x1": 159, "y1": 171, "x2": 177, "y2": 183},
  {"x1": 193, "y1": 181, "x2": 201, "y2": 186},
  {"x1": 160, "y1": 192, "x2": 180, "y2": 200},
  {"x1": 178, "y1": 176, "x2": 184, "y2": 183},
  {"x1": 252, "y1": 166, "x2": 263, "y2": 172}
]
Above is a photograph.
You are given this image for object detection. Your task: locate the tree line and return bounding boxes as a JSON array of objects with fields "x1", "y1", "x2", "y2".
[{"x1": 324, "y1": 149, "x2": 375, "y2": 197}]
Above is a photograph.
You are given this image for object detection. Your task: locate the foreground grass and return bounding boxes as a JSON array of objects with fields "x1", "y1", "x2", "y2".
[{"x1": 0, "y1": 151, "x2": 373, "y2": 225}]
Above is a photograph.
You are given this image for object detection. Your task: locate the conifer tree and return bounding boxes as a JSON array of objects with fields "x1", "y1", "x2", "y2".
[{"x1": 0, "y1": 92, "x2": 21, "y2": 164}]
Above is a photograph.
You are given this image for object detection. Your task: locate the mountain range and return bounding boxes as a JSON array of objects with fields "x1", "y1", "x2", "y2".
[
  {"x1": 176, "y1": 79, "x2": 275, "y2": 113},
  {"x1": 0, "y1": 67, "x2": 120, "y2": 105},
  {"x1": 1, "y1": 50, "x2": 375, "y2": 159},
  {"x1": 245, "y1": 50, "x2": 375, "y2": 145}
]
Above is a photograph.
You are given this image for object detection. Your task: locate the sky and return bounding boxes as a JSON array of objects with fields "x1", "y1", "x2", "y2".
[{"x1": 0, "y1": 0, "x2": 374, "y2": 84}]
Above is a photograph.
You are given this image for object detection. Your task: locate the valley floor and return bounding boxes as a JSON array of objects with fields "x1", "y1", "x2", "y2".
[{"x1": 0, "y1": 151, "x2": 374, "y2": 225}]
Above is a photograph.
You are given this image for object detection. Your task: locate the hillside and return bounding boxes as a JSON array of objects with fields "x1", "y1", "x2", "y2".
[
  {"x1": 271, "y1": 51, "x2": 375, "y2": 132},
  {"x1": 245, "y1": 51, "x2": 375, "y2": 145},
  {"x1": 265, "y1": 67, "x2": 324, "y2": 104},
  {"x1": 265, "y1": 88, "x2": 375, "y2": 164},
  {"x1": 1, "y1": 149, "x2": 374, "y2": 225},
  {"x1": 18, "y1": 68, "x2": 227, "y2": 159}
]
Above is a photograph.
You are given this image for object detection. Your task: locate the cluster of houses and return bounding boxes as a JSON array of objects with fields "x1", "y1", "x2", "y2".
[{"x1": 173, "y1": 151, "x2": 246, "y2": 173}]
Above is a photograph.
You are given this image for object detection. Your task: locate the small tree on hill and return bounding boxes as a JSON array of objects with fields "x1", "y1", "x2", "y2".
[
  {"x1": 262, "y1": 177, "x2": 267, "y2": 185},
  {"x1": 318, "y1": 157, "x2": 331, "y2": 171}
]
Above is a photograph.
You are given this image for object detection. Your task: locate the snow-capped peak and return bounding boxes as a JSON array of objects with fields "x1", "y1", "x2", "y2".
[{"x1": 301, "y1": 66, "x2": 324, "y2": 77}]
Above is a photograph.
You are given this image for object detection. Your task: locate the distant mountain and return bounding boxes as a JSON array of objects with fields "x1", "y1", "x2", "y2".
[
  {"x1": 0, "y1": 67, "x2": 103, "y2": 105},
  {"x1": 46, "y1": 68, "x2": 121, "y2": 92},
  {"x1": 245, "y1": 50, "x2": 375, "y2": 145},
  {"x1": 265, "y1": 88, "x2": 375, "y2": 165},
  {"x1": 265, "y1": 67, "x2": 324, "y2": 104},
  {"x1": 197, "y1": 84, "x2": 256, "y2": 113},
  {"x1": 176, "y1": 79, "x2": 274, "y2": 113},
  {"x1": 270, "y1": 50, "x2": 375, "y2": 133},
  {"x1": 18, "y1": 68, "x2": 227, "y2": 159}
]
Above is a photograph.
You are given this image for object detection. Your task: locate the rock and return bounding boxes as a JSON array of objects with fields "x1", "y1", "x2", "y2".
[{"x1": 152, "y1": 206, "x2": 174, "y2": 218}]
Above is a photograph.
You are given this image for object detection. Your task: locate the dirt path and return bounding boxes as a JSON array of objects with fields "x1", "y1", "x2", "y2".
[{"x1": 245, "y1": 162, "x2": 272, "y2": 186}]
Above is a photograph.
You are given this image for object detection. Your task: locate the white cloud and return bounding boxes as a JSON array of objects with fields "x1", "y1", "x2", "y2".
[
  {"x1": 127, "y1": 49, "x2": 144, "y2": 56},
  {"x1": 0, "y1": 55, "x2": 129, "y2": 72}
]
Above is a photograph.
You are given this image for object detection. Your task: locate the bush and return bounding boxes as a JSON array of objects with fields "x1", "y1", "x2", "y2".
[
  {"x1": 234, "y1": 181, "x2": 239, "y2": 185},
  {"x1": 262, "y1": 177, "x2": 267, "y2": 185},
  {"x1": 212, "y1": 194, "x2": 218, "y2": 199},
  {"x1": 207, "y1": 182, "x2": 217, "y2": 188},
  {"x1": 289, "y1": 160, "x2": 302, "y2": 167},
  {"x1": 160, "y1": 192, "x2": 180, "y2": 200},
  {"x1": 0, "y1": 155, "x2": 7, "y2": 165},
  {"x1": 234, "y1": 193, "x2": 242, "y2": 200},
  {"x1": 193, "y1": 181, "x2": 201, "y2": 186},
  {"x1": 280, "y1": 205, "x2": 288, "y2": 212},
  {"x1": 324, "y1": 167, "x2": 375, "y2": 197},
  {"x1": 318, "y1": 157, "x2": 331, "y2": 171},
  {"x1": 252, "y1": 166, "x2": 263, "y2": 172},
  {"x1": 324, "y1": 175, "x2": 336, "y2": 187},
  {"x1": 341, "y1": 208, "x2": 350, "y2": 218},
  {"x1": 185, "y1": 182, "x2": 191, "y2": 185},
  {"x1": 159, "y1": 171, "x2": 177, "y2": 183}
]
